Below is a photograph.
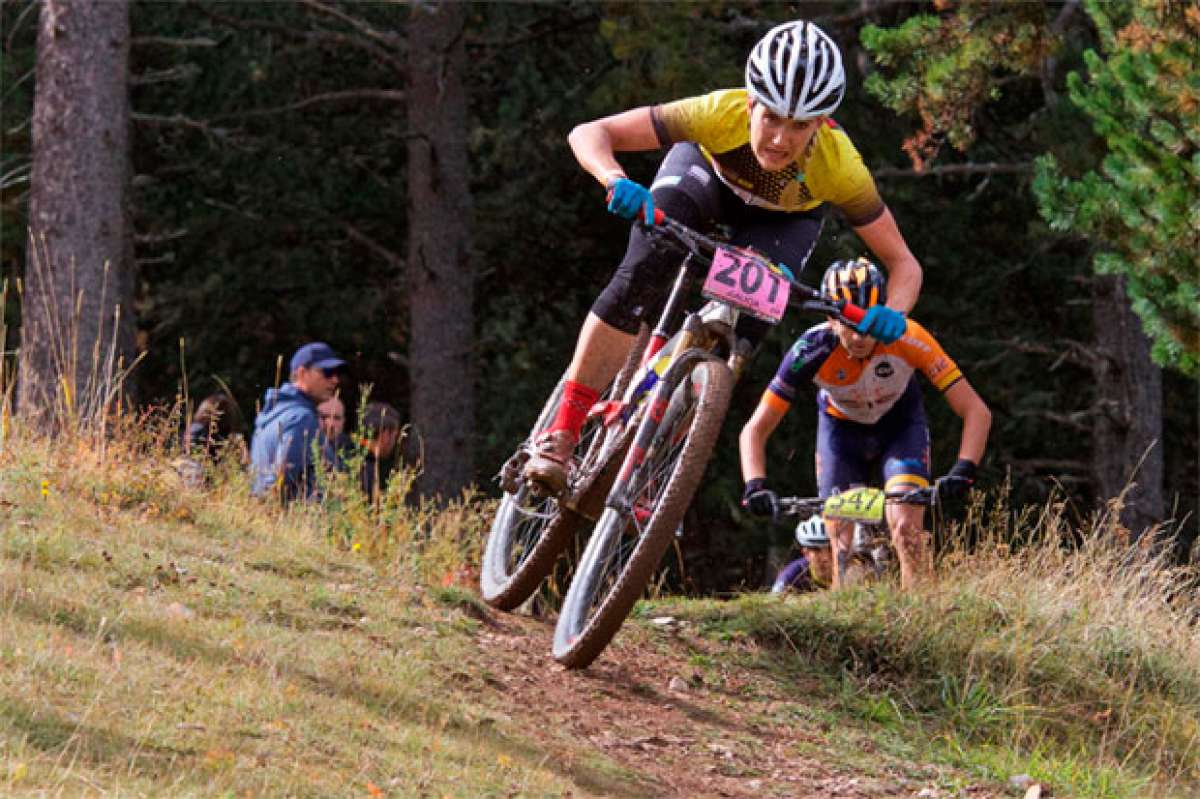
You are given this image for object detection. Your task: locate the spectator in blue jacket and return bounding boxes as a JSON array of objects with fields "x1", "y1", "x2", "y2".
[{"x1": 250, "y1": 342, "x2": 344, "y2": 502}]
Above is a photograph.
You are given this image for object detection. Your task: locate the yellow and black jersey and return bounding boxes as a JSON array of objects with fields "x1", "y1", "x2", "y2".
[{"x1": 650, "y1": 88, "x2": 885, "y2": 226}]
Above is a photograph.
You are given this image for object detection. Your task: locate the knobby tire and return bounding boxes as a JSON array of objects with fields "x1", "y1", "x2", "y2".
[
  {"x1": 480, "y1": 327, "x2": 648, "y2": 611},
  {"x1": 553, "y1": 359, "x2": 733, "y2": 669}
]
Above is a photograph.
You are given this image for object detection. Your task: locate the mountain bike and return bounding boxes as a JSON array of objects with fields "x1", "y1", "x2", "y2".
[
  {"x1": 774, "y1": 484, "x2": 939, "y2": 590},
  {"x1": 478, "y1": 212, "x2": 866, "y2": 669}
]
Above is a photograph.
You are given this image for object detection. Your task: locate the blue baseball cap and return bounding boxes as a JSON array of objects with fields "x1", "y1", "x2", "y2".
[{"x1": 289, "y1": 342, "x2": 345, "y2": 374}]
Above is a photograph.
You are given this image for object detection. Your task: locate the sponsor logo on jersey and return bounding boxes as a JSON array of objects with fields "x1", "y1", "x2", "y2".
[{"x1": 874, "y1": 360, "x2": 895, "y2": 379}]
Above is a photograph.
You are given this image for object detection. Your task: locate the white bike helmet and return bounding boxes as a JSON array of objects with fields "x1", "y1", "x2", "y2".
[
  {"x1": 745, "y1": 20, "x2": 846, "y2": 120},
  {"x1": 795, "y1": 514, "x2": 830, "y2": 549}
]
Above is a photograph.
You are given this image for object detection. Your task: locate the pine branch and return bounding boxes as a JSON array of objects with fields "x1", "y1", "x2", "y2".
[
  {"x1": 130, "y1": 64, "x2": 202, "y2": 87},
  {"x1": 1009, "y1": 408, "x2": 1094, "y2": 433},
  {"x1": 131, "y1": 35, "x2": 219, "y2": 49},
  {"x1": 993, "y1": 336, "x2": 1113, "y2": 371},
  {"x1": 298, "y1": 0, "x2": 402, "y2": 50},
  {"x1": 341, "y1": 222, "x2": 405, "y2": 273},
  {"x1": 131, "y1": 112, "x2": 230, "y2": 138},
  {"x1": 209, "y1": 89, "x2": 406, "y2": 121},
  {"x1": 1008, "y1": 458, "x2": 1092, "y2": 475},
  {"x1": 818, "y1": 0, "x2": 918, "y2": 28},
  {"x1": 874, "y1": 162, "x2": 1035, "y2": 179},
  {"x1": 467, "y1": 11, "x2": 601, "y2": 50},
  {"x1": 191, "y1": 3, "x2": 405, "y2": 73}
]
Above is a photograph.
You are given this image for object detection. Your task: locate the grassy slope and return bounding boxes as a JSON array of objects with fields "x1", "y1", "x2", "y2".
[{"x1": 2, "y1": 432, "x2": 1198, "y2": 797}]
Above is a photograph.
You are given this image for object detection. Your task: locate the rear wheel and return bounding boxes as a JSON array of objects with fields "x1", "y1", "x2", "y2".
[
  {"x1": 553, "y1": 359, "x2": 733, "y2": 668},
  {"x1": 480, "y1": 327, "x2": 648, "y2": 611}
]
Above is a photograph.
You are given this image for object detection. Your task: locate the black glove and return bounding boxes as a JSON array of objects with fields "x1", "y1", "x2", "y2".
[
  {"x1": 936, "y1": 458, "x2": 978, "y2": 501},
  {"x1": 742, "y1": 477, "x2": 780, "y2": 520}
]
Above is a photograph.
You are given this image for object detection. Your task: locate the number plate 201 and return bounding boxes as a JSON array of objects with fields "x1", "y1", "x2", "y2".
[{"x1": 701, "y1": 247, "x2": 790, "y2": 324}]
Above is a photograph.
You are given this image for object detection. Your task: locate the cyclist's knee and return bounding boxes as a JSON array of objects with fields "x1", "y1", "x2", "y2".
[{"x1": 890, "y1": 519, "x2": 925, "y2": 553}]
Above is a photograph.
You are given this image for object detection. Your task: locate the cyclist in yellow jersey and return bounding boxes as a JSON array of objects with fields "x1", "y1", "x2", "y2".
[{"x1": 525, "y1": 20, "x2": 926, "y2": 495}]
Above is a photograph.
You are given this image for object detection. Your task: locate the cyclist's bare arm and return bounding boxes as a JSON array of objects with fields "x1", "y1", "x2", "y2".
[
  {"x1": 853, "y1": 207, "x2": 923, "y2": 314},
  {"x1": 943, "y1": 379, "x2": 992, "y2": 464},
  {"x1": 739, "y1": 399, "x2": 788, "y2": 483},
  {"x1": 568, "y1": 107, "x2": 661, "y2": 189}
]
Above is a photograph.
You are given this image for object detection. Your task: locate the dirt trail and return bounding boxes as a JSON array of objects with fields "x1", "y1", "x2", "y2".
[{"x1": 465, "y1": 609, "x2": 999, "y2": 799}]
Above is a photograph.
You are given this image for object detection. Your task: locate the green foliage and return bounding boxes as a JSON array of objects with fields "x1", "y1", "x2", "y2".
[
  {"x1": 5, "y1": 0, "x2": 1195, "y2": 585},
  {"x1": 861, "y1": 2, "x2": 1061, "y2": 165},
  {"x1": 129, "y1": 1, "x2": 410, "y2": 419},
  {"x1": 0, "y1": 1, "x2": 37, "y2": 272},
  {"x1": 1033, "y1": 0, "x2": 1200, "y2": 376}
]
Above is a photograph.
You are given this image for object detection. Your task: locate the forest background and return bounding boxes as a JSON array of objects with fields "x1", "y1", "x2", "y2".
[{"x1": 1, "y1": 0, "x2": 1196, "y2": 593}]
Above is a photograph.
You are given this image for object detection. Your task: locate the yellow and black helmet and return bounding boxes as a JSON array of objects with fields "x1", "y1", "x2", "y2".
[{"x1": 821, "y1": 257, "x2": 886, "y2": 310}]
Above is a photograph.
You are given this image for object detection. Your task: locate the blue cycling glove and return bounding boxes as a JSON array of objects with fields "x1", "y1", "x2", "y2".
[
  {"x1": 606, "y1": 178, "x2": 656, "y2": 225},
  {"x1": 855, "y1": 305, "x2": 907, "y2": 344}
]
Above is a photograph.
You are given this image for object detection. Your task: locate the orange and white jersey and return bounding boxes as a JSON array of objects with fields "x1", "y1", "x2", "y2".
[{"x1": 765, "y1": 319, "x2": 962, "y2": 425}]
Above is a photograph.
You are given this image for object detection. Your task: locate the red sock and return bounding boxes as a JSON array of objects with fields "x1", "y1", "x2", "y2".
[{"x1": 546, "y1": 380, "x2": 600, "y2": 438}]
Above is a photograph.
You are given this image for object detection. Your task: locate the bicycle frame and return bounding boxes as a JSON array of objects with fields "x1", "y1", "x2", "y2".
[{"x1": 588, "y1": 217, "x2": 865, "y2": 517}]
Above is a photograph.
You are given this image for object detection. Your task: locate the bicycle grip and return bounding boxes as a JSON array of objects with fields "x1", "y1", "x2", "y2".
[
  {"x1": 604, "y1": 187, "x2": 665, "y2": 226},
  {"x1": 840, "y1": 302, "x2": 866, "y2": 325}
]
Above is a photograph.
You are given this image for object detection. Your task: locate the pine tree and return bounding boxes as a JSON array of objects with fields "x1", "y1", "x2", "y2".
[{"x1": 1034, "y1": 0, "x2": 1199, "y2": 376}]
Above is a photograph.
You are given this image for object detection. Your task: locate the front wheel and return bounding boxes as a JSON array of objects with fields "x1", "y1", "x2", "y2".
[{"x1": 552, "y1": 359, "x2": 733, "y2": 668}]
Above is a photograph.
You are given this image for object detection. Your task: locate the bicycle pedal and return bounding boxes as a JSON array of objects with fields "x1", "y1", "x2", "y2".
[
  {"x1": 525, "y1": 478, "x2": 565, "y2": 500},
  {"x1": 498, "y1": 450, "x2": 531, "y2": 495}
]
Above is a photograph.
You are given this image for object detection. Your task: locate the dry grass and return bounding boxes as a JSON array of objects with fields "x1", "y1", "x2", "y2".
[
  {"x1": 3, "y1": 386, "x2": 1197, "y2": 798},
  {"x1": 663, "y1": 486, "x2": 1200, "y2": 798},
  {"x1": 0, "y1": 420, "x2": 611, "y2": 797}
]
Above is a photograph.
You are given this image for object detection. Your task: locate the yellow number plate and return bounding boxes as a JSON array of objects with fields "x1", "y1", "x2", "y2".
[{"x1": 822, "y1": 487, "x2": 885, "y2": 523}]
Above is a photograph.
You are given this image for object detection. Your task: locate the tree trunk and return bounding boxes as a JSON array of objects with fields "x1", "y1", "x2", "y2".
[
  {"x1": 406, "y1": 1, "x2": 473, "y2": 501},
  {"x1": 21, "y1": 0, "x2": 134, "y2": 430},
  {"x1": 1092, "y1": 274, "x2": 1164, "y2": 538}
]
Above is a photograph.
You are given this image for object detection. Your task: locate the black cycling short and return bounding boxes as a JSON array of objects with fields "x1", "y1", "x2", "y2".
[{"x1": 591, "y1": 142, "x2": 826, "y2": 341}]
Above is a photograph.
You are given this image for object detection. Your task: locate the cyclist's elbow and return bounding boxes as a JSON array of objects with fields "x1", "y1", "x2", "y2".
[
  {"x1": 739, "y1": 423, "x2": 764, "y2": 455},
  {"x1": 568, "y1": 120, "x2": 604, "y2": 151},
  {"x1": 970, "y1": 395, "x2": 993, "y2": 431}
]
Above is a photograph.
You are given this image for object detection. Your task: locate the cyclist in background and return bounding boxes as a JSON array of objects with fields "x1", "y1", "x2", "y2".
[
  {"x1": 771, "y1": 513, "x2": 833, "y2": 594},
  {"x1": 525, "y1": 19, "x2": 926, "y2": 495},
  {"x1": 739, "y1": 258, "x2": 991, "y2": 589}
]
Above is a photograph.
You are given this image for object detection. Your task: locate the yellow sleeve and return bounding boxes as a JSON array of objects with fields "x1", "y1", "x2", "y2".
[
  {"x1": 900, "y1": 320, "x2": 963, "y2": 392},
  {"x1": 804, "y1": 124, "x2": 885, "y2": 226},
  {"x1": 651, "y1": 89, "x2": 751, "y2": 153}
]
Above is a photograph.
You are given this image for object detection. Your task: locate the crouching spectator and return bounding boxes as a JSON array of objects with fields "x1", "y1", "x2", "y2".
[
  {"x1": 175, "y1": 392, "x2": 247, "y2": 488},
  {"x1": 357, "y1": 401, "x2": 405, "y2": 503},
  {"x1": 185, "y1": 393, "x2": 247, "y2": 463},
  {"x1": 317, "y1": 394, "x2": 354, "y2": 469},
  {"x1": 250, "y1": 341, "x2": 344, "y2": 503}
]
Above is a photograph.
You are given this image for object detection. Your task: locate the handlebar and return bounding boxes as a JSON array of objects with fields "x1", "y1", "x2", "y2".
[
  {"x1": 777, "y1": 485, "x2": 938, "y2": 519},
  {"x1": 636, "y1": 212, "x2": 867, "y2": 326}
]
